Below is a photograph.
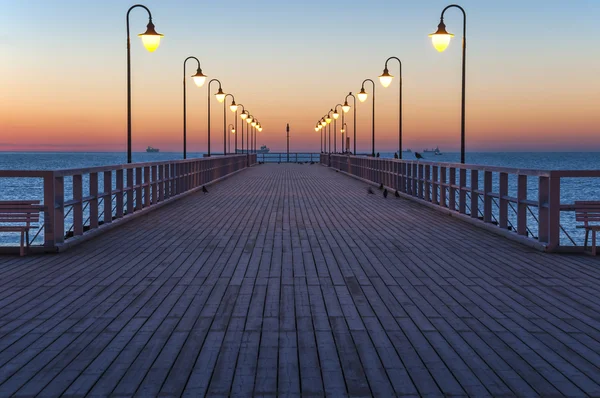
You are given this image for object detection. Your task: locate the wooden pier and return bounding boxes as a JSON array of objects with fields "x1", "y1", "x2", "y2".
[{"x1": 1, "y1": 163, "x2": 599, "y2": 396}]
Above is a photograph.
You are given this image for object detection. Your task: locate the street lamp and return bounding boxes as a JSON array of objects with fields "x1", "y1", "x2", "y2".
[
  {"x1": 207, "y1": 79, "x2": 225, "y2": 157},
  {"x1": 246, "y1": 115, "x2": 253, "y2": 154},
  {"x1": 344, "y1": 92, "x2": 356, "y2": 155},
  {"x1": 228, "y1": 124, "x2": 235, "y2": 154},
  {"x1": 240, "y1": 107, "x2": 247, "y2": 154},
  {"x1": 224, "y1": 94, "x2": 236, "y2": 155},
  {"x1": 430, "y1": 4, "x2": 467, "y2": 163},
  {"x1": 379, "y1": 56, "x2": 403, "y2": 158},
  {"x1": 326, "y1": 110, "x2": 333, "y2": 154},
  {"x1": 334, "y1": 104, "x2": 342, "y2": 153},
  {"x1": 126, "y1": 4, "x2": 163, "y2": 163},
  {"x1": 182, "y1": 56, "x2": 206, "y2": 160},
  {"x1": 358, "y1": 79, "x2": 376, "y2": 157},
  {"x1": 341, "y1": 123, "x2": 348, "y2": 153}
]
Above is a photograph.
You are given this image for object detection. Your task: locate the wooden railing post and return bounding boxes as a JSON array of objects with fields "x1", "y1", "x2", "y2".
[
  {"x1": 517, "y1": 175, "x2": 527, "y2": 236},
  {"x1": 459, "y1": 169, "x2": 467, "y2": 214},
  {"x1": 440, "y1": 167, "x2": 446, "y2": 207},
  {"x1": 116, "y1": 169, "x2": 124, "y2": 218},
  {"x1": 548, "y1": 173, "x2": 560, "y2": 251},
  {"x1": 144, "y1": 166, "x2": 151, "y2": 207},
  {"x1": 538, "y1": 176, "x2": 550, "y2": 243},
  {"x1": 425, "y1": 165, "x2": 431, "y2": 202},
  {"x1": 72, "y1": 174, "x2": 83, "y2": 236},
  {"x1": 126, "y1": 168, "x2": 134, "y2": 215},
  {"x1": 159, "y1": 165, "x2": 165, "y2": 202},
  {"x1": 499, "y1": 172, "x2": 508, "y2": 229},
  {"x1": 89, "y1": 172, "x2": 99, "y2": 229},
  {"x1": 54, "y1": 175, "x2": 65, "y2": 245},
  {"x1": 470, "y1": 170, "x2": 479, "y2": 219},
  {"x1": 43, "y1": 173, "x2": 56, "y2": 248},
  {"x1": 449, "y1": 168, "x2": 456, "y2": 211},
  {"x1": 103, "y1": 171, "x2": 112, "y2": 224},
  {"x1": 151, "y1": 165, "x2": 158, "y2": 204},
  {"x1": 483, "y1": 171, "x2": 492, "y2": 223},
  {"x1": 135, "y1": 167, "x2": 143, "y2": 210}
]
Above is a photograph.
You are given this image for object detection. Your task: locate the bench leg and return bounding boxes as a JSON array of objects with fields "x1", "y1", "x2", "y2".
[
  {"x1": 20, "y1": 231, "x2": 25, "y2": 257},
  {"x1": 593, "y1": 231, "x2": 597, "y2": 256}
]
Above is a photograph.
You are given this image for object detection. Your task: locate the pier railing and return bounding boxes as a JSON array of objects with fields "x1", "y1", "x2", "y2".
[
  {"x1": 322, "y1": 154, "x2": 599, "y2": 252},
  {"x1": 0, "y1": 154, "x2": 256, "y2": 251},
  {"x1": 252, "y1": 152, "x2": 320, "y2": 163}
]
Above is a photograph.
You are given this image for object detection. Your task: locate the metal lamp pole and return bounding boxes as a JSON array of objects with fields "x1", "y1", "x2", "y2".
[
  {"x1": 334, "y1": 104, "x2": 342, "y2": 153},
  {"x1": 430, "y1": 4, "x2": 467, "y2": 163},
  {"x1": 228, "y1": 124, "x2": 234, "y2": 154},
  {"x1": 379, "y1": 56, "x2": 403, "y2": 158},
  {"x1": 286, "y1": 123, "x2": 290, "y2": 162},
  {"x1": 126, "y1": 4, "x2": 163, "y2": 163},
  {"x1": 344, "y1": 93, "x2": 356, "y2": 155},
  {"x1": 182, "y1": 56, "x2": 206, "y2": 159},
  {"x1": 207, "y1": 79, "x2": 223, "y2": 157},
  {"x1": 359, "y1": 79, "x2": 376, "y2": 157},
  {"x1": 224, "y1": 94, "x2": 236, "y2": 155}
]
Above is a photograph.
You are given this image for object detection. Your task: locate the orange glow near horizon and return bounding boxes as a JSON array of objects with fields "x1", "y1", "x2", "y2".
[{"x1": 1, "y1": 1, "x2": 599, "y2": 154}]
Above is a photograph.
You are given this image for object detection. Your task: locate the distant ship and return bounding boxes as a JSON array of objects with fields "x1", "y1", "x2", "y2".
[
  {"x1": 423, "y1": 146, "x2": 442, "y2": 155},
  {"x1": 146, "y1": 146, "x2": 159, "y2": 153},
  {"x1": 257, "y1": 145, "x2": 270, "y2": 154}
]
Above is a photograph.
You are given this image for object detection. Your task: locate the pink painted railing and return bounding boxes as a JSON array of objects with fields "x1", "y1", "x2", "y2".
[
  {"x1": 322, "y1": 154, "x2": 599, "y2": 252},
  {"x1": 0, "y1": 154, "x2": 256, "y2": 250}
]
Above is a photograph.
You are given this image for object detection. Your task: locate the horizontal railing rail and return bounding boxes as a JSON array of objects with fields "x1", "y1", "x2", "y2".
[
  {"x1": 0, "y1": 154, "x2": 256, "y2": 250},
  {"x1": 255, "y1": 152, "x2": 320, "y2": 163},
  {"x1": 322, "y1": 154, "x2": 600, "y2": 252}
]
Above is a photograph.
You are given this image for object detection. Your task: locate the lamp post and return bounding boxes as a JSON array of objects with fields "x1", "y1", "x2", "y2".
[
  {"x1": 326, "y1": 111, "x2": 332, "y2": 154},
  {"x1": 315, "y1": 124, "x2": 320, "y2": 152},
  {"x1": 126, "y1": 4, "x2": 163, "y2": 164},
  {"x1": 321, "y1": 117, "x2": 327, "y2": 152},
  {"x1": 240, "y1": 107, "x2": 247, "y2": 154},
  {"x1": 228, "y1": 124, "x2": 235, "y2": 154},
  {"x1": 341, "y1": 123, "x2": 348, "y2": 153},
  {"x1": 251, "y1": 119, "x2": 257, "y2": 153},
  {"x1": 343, "y1": 92, "x2": 356, "y2": 155},
  {"x1": 246, "y1": 114, "x2": 253, "y2": 154},
  {"x1": 207, "y1": 79, "x2": 225, "y2": 156},
  {"x1": 358, "y1": 79, "x2": 376, "y2": 157},
  {"x1": 379, "y1": 56, "x2": 403, "y2": 159},
  {"x1": 224, "y1": 94, "x2": 237, "y2": 155},
  {"x1": 182, "y1": 57, "x2": 206, "y2": 159},
  {"x1": 430, "y1": 4, "x2": 467, "y2": 163},
  {"x1": 286, "y1": 123, "x2": 290, "y2": 162},
  {"x1": 333, "y1": 105, "x2": 341, "y2": 153}
]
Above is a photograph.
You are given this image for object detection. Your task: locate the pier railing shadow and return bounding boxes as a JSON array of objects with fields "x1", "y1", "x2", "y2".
[
  {"x1": 0, "y1": 154, "x2": 257, "y2": 252},
  {"x1": 324, "y1": 154, "x2": 598, "y2": 253}
]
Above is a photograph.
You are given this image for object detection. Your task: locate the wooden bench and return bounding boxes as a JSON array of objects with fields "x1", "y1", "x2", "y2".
[
  {"x1": 575, "y1": 201, "x2": 600, "y2": 256},
  {"x1": 0, "y1": 201, "x2": 41, "y2": 256}
]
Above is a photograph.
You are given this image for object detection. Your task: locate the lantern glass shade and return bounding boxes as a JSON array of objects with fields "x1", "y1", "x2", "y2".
[
  {"x1": 325, "y1": 116, "x2": 332, "y2": 124},
  {"x1": 247, "y1": 116, "x2": 253, "y2": 124},
  {"x1": 240, "y1": 112, "x2": 248, "y2": 120},
  {"x1": 314, "y1": 127, "x2": 319, "y2": 132},
  {"x1": 357, "y1": 89, "x2": 368, "y2": 103},
  {"x1": 229, "y1": 102, "x2": 238, "y2": 112},
  {"x1": 232, "y1": 128, "x2": 236, "y2": 134},
  {"x1": 215, "y1": 89, "x2": 226, "y2": 103},
  {"x1": 378, "y1": 69, "x2": 393, "y2": 88},
  {"x1": 138, "y1": 22, "x2": 163, "y2": 52},
  {"x1": 341, "y1": 129, "x2": 345, "y2": 133},
  {"x1": 342, "y1": 103, "x2": 351, "y2": 113},
  {"x1": 429, "y1": 21, "x2": 454, "y2": 52},
  {"x1": 333, "y1": 111, "x2": 339, "y2": 120},
  {"x1": 251, "y1": 121, "x2": 257, "y2": 127},
  {"x1": 191, "y1": 69, "x2": 207, "y2": 87}
]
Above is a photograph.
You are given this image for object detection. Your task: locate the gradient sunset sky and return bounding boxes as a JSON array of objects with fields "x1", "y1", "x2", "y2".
[{"x1": 1, "y1": 0, "x2": 599, "y2": 153}]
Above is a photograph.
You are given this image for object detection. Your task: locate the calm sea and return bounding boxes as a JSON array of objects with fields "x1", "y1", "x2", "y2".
[{"x1": 1, "y1": 151, "x2": 599, "y2": 247}]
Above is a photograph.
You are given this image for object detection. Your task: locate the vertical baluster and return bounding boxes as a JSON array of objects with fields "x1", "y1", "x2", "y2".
[
  {"x1": 440, "y1": 167, "x2": 447, "y2": 207},
  {"x1": 418, "y1": 164, "x2": 424, "y2": 199},
  {"x1": 432, "y1": 166, "x2": 438, "y2": 205},
  {"x1": 499, "y1": 172, "x2": 508, "y2": 229},
  {"x1": 103, "y1": 170, "x2": 112, "y2": 224},
  {"x1": 89, "y1": 172, "x2": 99, "y2": 229},
  {"x1": 517, "y1": 175, "x2": 527, "y2": 235},
  {"x1": 538, "y1": 176, "x2": 549, "y2": 243},
  {"x1": 116, "y1": 169, "x2": 124, "y2": 218},
  {"x1": 151, "y1": 165, "x2": 158, "y2": 205},
  {"x1": 54, "y1": 175, "x2": 65, "y2": 244},
  {"x1": 43, "y1": 173, "x2": 56, "y2": 247},
  {"x1": 73, "y1": 174, "x2": 83, "y2": 236},
  {"x1": 126, "y1": 168, "x2": 134, "y2": 215},
  {"x1": 144, "y1": 166, "x2": 150, "y2": 207},
  {"x1": 135, "y1": 167, "x2": 143, "y2": 210},
  {"x1": 548, "y1": 173, "x2": 560, "y2": 251},
  {"x1": 470, "y1": 170, "x2": 479, "y2": 218},
  {"x1": 449, "y1": 168, "x2": 456, "y2": 210},
  {"x1": 159, "y1": 165, "x2": 165, "y2": 202},
  {"x1": 484, "y1": 171, "x2": 492, "y2": 223},
  {"x1": 425, "y1": 165, "x2": 431, "y2": 202},
  {"x1": 459, "y1": 168, "x2": 467, "y2": 214}
]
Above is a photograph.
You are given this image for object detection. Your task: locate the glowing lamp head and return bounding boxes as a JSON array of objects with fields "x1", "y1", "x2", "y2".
[
  {"x1": 315, "y1": 126, "x2": 319, "y2": 132},
  {"x1": 333, "y1": 110, "x2": 339, "y2": 119},
  {"x1": 191, "y1": 68, "x2": 207, "y2": 87},
  {"x1": 378, "y1": 68, "x2": 393, "y2": 88},
  {"x1": 258, "y1": 126, "x2": 263, "y2": 132},
  {"x1": 429, "y1": 20, "x2": 454, "y2": 52},
  {"x1": 246, "y1": 116, "x2": 253, "y2": 124},
  {"x1": 231, "y1": 128, "x2": 236, "y2": 134},
  {"x1": 251, "y1": 121, "x2": 257, "y2": 127},
  {"x1": 342, "y1": 100, "x2": 351, "y2": 113},
  {"x1": 357, "y1": 88, "x2": 368, "y2": 102},
  {"x1": 341, "y1": 128, "x2": 345, "y2": 133},
  {"x1": 138, "y1": 21, "x2": 164, "y2": 52},
  {"x1": 320, "y1": 119, "x2": 326, "y2": 127},
  {"x1": 240, "y1": 111, "x2": 248, "y2": 120},
  {"x1": 326, "y1": 111, "x2": 332, "y2": 124},
  {"x1": 214, "y1": 88, "x2": 226, "y2": 103},
  {"x1": 229, "y1": 100, "x2": 238, "y2": 112}
]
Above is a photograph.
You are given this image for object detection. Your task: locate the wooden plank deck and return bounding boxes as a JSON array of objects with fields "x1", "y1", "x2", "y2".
[{"x1": 0, "y1": 163, "x2": 599, "y2": 397}]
